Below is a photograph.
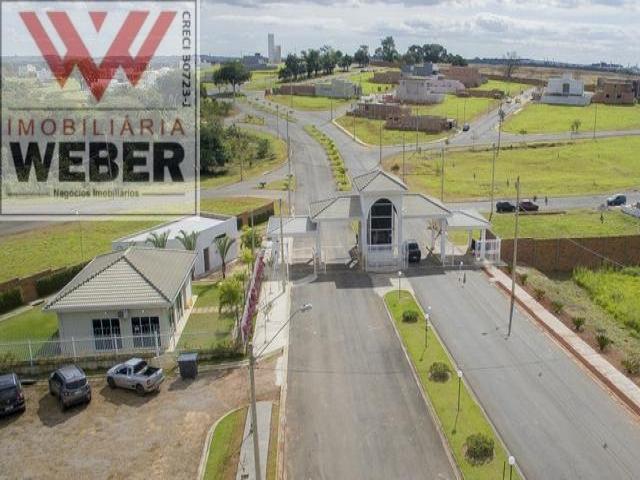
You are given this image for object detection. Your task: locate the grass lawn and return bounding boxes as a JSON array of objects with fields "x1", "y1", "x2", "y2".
[
  {"x1": 504, "y1": 103, "x2": 640, "y2": 134},
  {"x1": 203, "y1": 407, "x2": 248, "y2": 480},
  {"x1": 347, "y1": 70, "x2": 395, "y2": 95},
  {"x1": 0, "y1": 307, "x2": 58, "y2": 343},
  {"x1": 491, "y1": 209, "x2": 640, "y2": 239},
  {"x1": 0, "y1": 220, "x2": 159, "y2": 283},
  {"x1": 474, "y1": 80, "x2": 531, "y2": 95},
  {"x1": 200, "y1": 197, "x2": 272, "y2": 217},
  {"x1": 383, "y1": 136, "x2": 640, "y2": 200},
  {"x1": 335, "y1": 115, "x2": 445, "y2": 146},
  {"x1": 410, "y1": 95, "x2": 499, "y2": 125},
  {"x1": 384, "y1": 291, "x2": 520, "y2": 480},
  {"x1": 200, "y1": 129, "x2": 287, "y2": 189},
  {"x1": 244, "y1": 69, "x2": 280, "y2": 91},
  {"x1": 304, "y1": 125, "x2": 351, "y2": 190},
  {"x1": 264, "y1": 176, "x2": 296, "y2": 191},
  {"x1": 267, "y1": 94, "x2": 350, "y2": 111},
  {"x1": 247, "y1": 99, "x2": 297, "y2": 123}
]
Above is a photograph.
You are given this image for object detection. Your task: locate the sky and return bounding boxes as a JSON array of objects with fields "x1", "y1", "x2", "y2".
[{"x1": 203, "y1": 0, "x2": 640, "y2": 66}]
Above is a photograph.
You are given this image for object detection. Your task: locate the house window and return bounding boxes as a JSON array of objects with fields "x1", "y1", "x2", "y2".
[
  {"x1": 368, "y1": 198, "x2": 395, "y2": 246},
  {"x1": 92, "y1": 318, "x2": 122, "y2": 351},
  {"x1": 562, "y1": 83, "x2": 570, "y2": 95},
  {"x1": 131, "y1": 317, "x2": 160, "y2": 348}
]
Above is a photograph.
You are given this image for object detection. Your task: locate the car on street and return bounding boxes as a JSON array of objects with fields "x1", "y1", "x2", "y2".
[
  {"x1": 49, "y1": 365, "x2": 91, "y2": 410},
  {"x1": 107, "y1": 358, "x2": 164, "y2": 394},
  {"x1": 606, "y1": 194, "x2": 627, "y2": 206},
  {"x1": 0, "y1": 373, "x2": 25, "y2": 417},
  {"x1": 404, "y1": 240, "x2": 422, "y2": 263},
  {"x1": 496, "y1": 201, "x2": 516, "y2": 213},
  {"x1": 518, "y1": 200, "x2": 540, "y2": 212},
  {"x1": 462, "y1": 123, "x2": 470, "y2": 132}
]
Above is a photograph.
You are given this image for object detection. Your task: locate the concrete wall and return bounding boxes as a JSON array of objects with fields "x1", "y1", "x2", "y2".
[
  {"x1": 315, "y1": 79, "x2": 362, "y2": 99},
  {"x1": 396, "y1": 77, "x2": 460, "y2": 104},
  {"x1": 348, "y1": 102, "x2": 410, "y2": 120},
  {"x1": 272, "y1": 84, "x2": 316, "y2": 96},
  {"x1": 372, "y1": 71, "x2": 401, "y2": 84},
  {"x1": 500, "y1": 235, "x2": 640, "y2": 273},
  {"x1": 385, "y1": 114, "x2": 452, "y2": 133},
  {"x1": 0, "y1": 265, "x2": 83, "y2": 303},
  {"x1": 442, "y1": 66, "x2": 485, "y2": 88},
  {"x1": 540, "y1": 94, "x2": 592, "y2": 106},
  {"x1": 592, "y1": 81, "x2": 636, "y2": 105}
]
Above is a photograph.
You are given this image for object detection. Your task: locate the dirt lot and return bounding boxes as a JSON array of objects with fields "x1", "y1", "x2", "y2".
[{"x1": 0, "y1": 358, "x2": 279, "y2": 480}]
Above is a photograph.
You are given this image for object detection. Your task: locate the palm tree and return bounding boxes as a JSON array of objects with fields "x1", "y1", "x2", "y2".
[
  {"x1": 218, "y1": 278, "x2": 243, "y2": 326},
  {"x1": 176, "y1": 230, "x2": 199, "y2": 251},
  {"x1": 214, "y1": 234, "x2": 236, "y2": 278},
  {"x1": 146, "y1": 230, "x2": 170, "y2": 248}
]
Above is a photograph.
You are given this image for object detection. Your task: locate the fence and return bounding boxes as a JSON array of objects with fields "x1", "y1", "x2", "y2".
[{"x1": 0, "y1": 331, "x2": 241, "y2": 369}]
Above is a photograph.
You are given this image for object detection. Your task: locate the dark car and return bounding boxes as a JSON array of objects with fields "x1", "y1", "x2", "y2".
[
  {"x1": 518, "y1": 200, "x2": 539, "y2": 212},
  {"x1": 606, "y1": 194, "x2": 627, "y2": 206},
  {"x1": 49, "y1": 365, "x2": 91, "y2": 410},
  {"x1": 0, "y1": 373, "x2": 25, "y2": 417},
  {"x1": 462, "y1": 123, "x2": 470, "y2": 132},
  {"x1": 405, "y1": 241, "x2": 422, "y2": 263},
  {"x1": 496, "y1": 201, "x2": 516, "y2": 213}
]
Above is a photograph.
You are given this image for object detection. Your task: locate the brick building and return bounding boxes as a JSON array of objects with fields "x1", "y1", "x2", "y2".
[
  {"x1": 441, "y1": 66, "x2": 485, "y2": 88},
  {"x1": 348, "y1": 102, "x2": 410, "y2": 120},
  {"x1": 385, "y1": 114, "x2": 454, "y2": 133},
  {"x1": 371, "y1": 71, "x2": 401, "y2": 84},
  {"x1": 592, "y1": 79, "x2": 636, "y2": 105}
]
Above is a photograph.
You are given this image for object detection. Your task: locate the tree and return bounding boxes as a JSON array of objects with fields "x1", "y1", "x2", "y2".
[
  {"x1": 241, "y1": 226, "x2": 263, "y2": 250},
  {"x1": 218, "y1": 278, "x2": 243, "y2": 326},
  {"x1": 279, "y1": 54, "x2": 304, "y2": 81},
  {"x1": 403, "y1": 45, "x2": 424, "y2": 65},
  {"x1": 176, "y1": 230, "x2": 199, "y2": 251},
  {"x1": 379, "y1": 36, "x2": 399, "y2": 63},
  {"x1": 213, "y1": 61, "x2": 251, "y2": 95},
  {"x1": 354, "y1": 45, "x2": 370, "y2": 68},
  {"x1": 571, "y1": 119, "x2": 582, "y2": 134},
  {"x1": 503, "y1": 51, "x2": 520, "y2": 79},
  {"x1": 213, "y1": 234, "x2": 236, "y2": 278},
  {"x1": 339, "y1": 54, "x2": 353, "y2": 72},
  {"x1": 146, "y1": 231, "x2": 169, "y2": 248},
  {"x1": 200, "y1": 119, "x2": 229, "y2": 174},
  {"x1": 447, "y1": 54, "x2": 468, "y2": 66},
  {"x1": 320, "y1": 46, "x2": 338, "y2": 75},
  {"x1": 422, "y1": 44, "x2": 447, "y2": 63},
  {"x1": 301, "y1": 49, "x2": 321, "y2": 77}
]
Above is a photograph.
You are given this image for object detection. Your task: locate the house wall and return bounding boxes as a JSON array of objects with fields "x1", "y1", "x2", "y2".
[
  {"x1": 540, "y1": 94, "x2": 591, "y2": 106},
  {"x1": 385, "y1": 114, "x2": 452, "y2": 133},
  {"x1": 371, "y1": 71, "x2": 401, "y2": 84},
  {"x1": 396, "y1": 77, "x2": 459, "y2": 104},
  {"x1": 348, "y1": 102, "x2": 410, "y2": 120},
  {"x1": 442, "y1": 66, "x2": 485, "y2": 88},
  {"x1": 272, "y1": 84, "x2": 316, "y2": 96},
  {"x1": 315, "y1": 79, "x2": 362, "y2": 99},
  {"x1": 546, "y1": 75, "x2": 585, "y2": 96},
  {"x1": 592, "y1": 81, "x2": 636, "y2": 105}
]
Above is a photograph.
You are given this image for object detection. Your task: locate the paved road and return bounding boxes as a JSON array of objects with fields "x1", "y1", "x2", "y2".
[
  {"x1": 409, "y1": 270, "x2": 640, "y2": 480},
  {"x1": 287, "y1": 272, "x2": 456, "y2": 480}
]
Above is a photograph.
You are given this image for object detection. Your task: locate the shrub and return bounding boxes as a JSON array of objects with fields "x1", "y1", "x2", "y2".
[
  {"x1": 622, "y1": 353, "x2": 640, "y2": 376},
  {"x1": 551, "y1": 300, "x2": 564, "y2": 314},
  {"x1": 0, "y1": 289, "x2": 23, "y2": 314},
  {"x1": 518, "y1": 273, "x2": 528, "y2": 286},
  {"x1": 428, "y1": 362, "x2": 451, "y2": 382},
  {"x1": 390, "y1": 163, "x2": 400, "y2": 173},
  {"x1": 534, "y1": 288, "x2": 545, "y2": 301},
  {"x1": 572, "y1": 317, "x2": 585, "y2": 332},
  {"x1": 402, "y1": 310, "x2": 419, "y2": 323},
  {"x1": 465, "y1": 433, "x2": 494, "y2": 464},
  {"x1": 595, "y1": 329, "x2": 613, "y2": 352},
  {"x1": 35, "y1": 264, "x2": 85, "y2": 297}
]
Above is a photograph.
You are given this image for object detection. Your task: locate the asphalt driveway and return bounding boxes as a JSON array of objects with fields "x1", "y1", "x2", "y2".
[
  {"x1": 410, "y1": 270, "x2": 640, "y2": 480},
  {"x1": 285, "y1": 271, "x2": 455, "y2": 480}
]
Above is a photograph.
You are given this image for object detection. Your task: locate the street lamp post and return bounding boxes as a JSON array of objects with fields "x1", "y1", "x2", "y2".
[
  {"x1": 73, "y1": 209, "x2": 84, "y2": 261},
  {"x1": 425, "y1": 306, "x2": 431, "y2": 349},
  {"x1": 248, "y1": 303, "x2": 313, "y2": 480},
  {"x1": 456, "y1": 369, "x2": 463, "y2": 412},
  {"x1": 397, "y1": 271, "x2": 403, "y2": 299},
  {"x1": 508, "y1": 455, "x2": 516, "y2": 480}
]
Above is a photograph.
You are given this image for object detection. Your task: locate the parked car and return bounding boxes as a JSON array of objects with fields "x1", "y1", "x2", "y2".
[
  {"x1": 107, "y1": 358, "x2": 164, "y2": 394},
  {"x1": 606, "y1": 194, "x2": 627, "y2": 206},
  {"x1": 462, "y1": 123, "x2": 470, "y2": 132},
  {"x1": 518, "y1": 200, "x2": 539, "y2": 212},
  {"x1": 404, "y1": 240, "x2": 422, "y2": 263},
  {"x1": 0, "y1": 373, "x2": 25, "y2": 417},
  {"x1": 496, "y1": 201, "x2": 516, "y2": 213},
  {"x1": 49, "y1": 365, "x2": 91, "y2": 410}
]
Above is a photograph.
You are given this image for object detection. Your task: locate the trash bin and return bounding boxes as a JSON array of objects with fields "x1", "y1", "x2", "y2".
[{"x1": 177, "y1": 353, "x2": 198, "y2": 379}]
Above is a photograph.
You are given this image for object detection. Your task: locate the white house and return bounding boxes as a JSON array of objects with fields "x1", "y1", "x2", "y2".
[
  {"x1": 541, "y1": 74, "x2": 592, "y2": 106},
  {"x1": 396, "y1": 76, "x2": 464, "y2": 104},
  {"x1": 44, "y1": 247, "x2": 196, "y2": 354},
  {"x1": 112, "y1": 214, "x2": 238, "y2": 277}
]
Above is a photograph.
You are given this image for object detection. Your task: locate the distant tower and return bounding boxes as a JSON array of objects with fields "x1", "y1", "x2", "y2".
[
  {"x1": 275, "y1": 45, "x2": 282, "y2": 64},
  {"x1": 268, "y1": 33, "x2": 275, "y2": 63}
]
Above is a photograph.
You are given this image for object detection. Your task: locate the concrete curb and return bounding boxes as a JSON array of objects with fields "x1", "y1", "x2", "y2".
[
  {"x1": 275, "y1": 342, "x2": 289, "y2": 480},
  {"x1": 197, "y1": 405, "x2": 247, "y2": 480},
  {"x1": 486, "y1": 266, "x2": 640, "y2": 418},
  {"x1": 329, "y1": 118, "x2": 371, "y2": 147},
  {"x1": 329, "y1": 118, "x2": 448, "y2": 149}
]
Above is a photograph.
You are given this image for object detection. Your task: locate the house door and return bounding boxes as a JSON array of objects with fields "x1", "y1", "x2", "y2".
[{"x1": 203, "y1": 247, "x2": 210, "y2": 272}]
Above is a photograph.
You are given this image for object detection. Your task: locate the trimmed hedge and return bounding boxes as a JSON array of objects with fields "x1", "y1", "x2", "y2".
[
  {"x1": 0, "y1": 289, "x2": 23, "y2": 314},
  {"x1": 36, "y1": 264, "x2": 85, "y2": 298}
]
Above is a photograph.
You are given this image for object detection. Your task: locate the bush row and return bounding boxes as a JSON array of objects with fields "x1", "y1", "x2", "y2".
[
  {"x1": 36, "y1": 264, "x2": 86, "y2": 298},
  {"x1": 305, "y1": 125, "x2": 351, "y2": 191},
  {"x1": 0, "y1": 289, "x2": 23, "y2": 315}
]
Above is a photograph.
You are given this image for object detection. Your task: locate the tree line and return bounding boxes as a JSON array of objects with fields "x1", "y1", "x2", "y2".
[
  {"x1": 375, "y1": 36, "x2": 468, "y2": 66},
  {"x1": 279, "y1": 46, "x2": 353, "y2": 81}
]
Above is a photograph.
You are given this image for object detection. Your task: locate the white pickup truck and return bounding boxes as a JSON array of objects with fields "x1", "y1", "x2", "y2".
[{"x1": 106, "y1": 358, "x2": 165, "y2": 394}]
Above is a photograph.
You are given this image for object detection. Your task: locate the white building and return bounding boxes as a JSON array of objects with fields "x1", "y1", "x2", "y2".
[
  {"x1": 112, "y1": 215, "x2": 238, "y2": 277},
  {"x1": 396, "y1": 76, "x2": 464, "y2": 104},
  {"x1": 267, "y1": 33, "x2": 282, "y2": 64},
  {"x1": 44, "y1": 247, "x2": 196, "y2": 355},
  {"x1": 36, "y1": 68, "x2": 53, "y2": 83},
  {"x1": 541, "y1": 74, "x2": 592, "y2": 106},
  {"x1": 315, "y1": 78, "x2": 362, "y2": 99}
]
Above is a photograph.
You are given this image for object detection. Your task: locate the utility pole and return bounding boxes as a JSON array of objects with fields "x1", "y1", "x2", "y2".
[
  {"x1": 593, "y1": 103, "x2": 598, "y2": 139},
  {"x1": 286, "y1": 111, "x2": 291, "y2": 215},
  {"x1": 248, "y1": 342, "x2": 262, "y2": 480},
  {"x1": 489, "y1": 143, "x2": 497, "y2": 221},
  {"x1": 497, "y1": 103, "x2": 504, "y2": 153},
  {"x1": 353, "y1": 107, "x2": 356, "y2": 142},
  {"x1": 279, "y1": 198, "x2": 286, "y2": 290},
  {"x1": 402, "y1": 132, "x2": 406, "y2": 183},
  {"x1": 507, "y1": 176, "x2": 521, "y2": 338},
  {"x1": 440, "y1": 148, "x2": 445, "y2": 202},
  {"x1": 330, "y1": 97, "x2": 333, "y2": 121},
  {"x1": 276, "y1": 105, "x2": 280, "y2": 138},
  {"x1": 415, "y1": 106, "x2": 419, "y2": 153},
  {"x1": 379, "y1": 122, "x2": 382, "y2": 167}
]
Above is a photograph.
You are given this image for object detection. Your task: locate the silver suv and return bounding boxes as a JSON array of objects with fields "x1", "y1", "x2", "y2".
[{"x1": 49, "y1": 365, "x2": 91, "y2": 410}]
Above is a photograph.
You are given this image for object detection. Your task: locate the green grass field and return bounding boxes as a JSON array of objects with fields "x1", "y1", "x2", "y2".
[
  {"x1": 475, "y1": 80, "x2": 531, "y2": 95},
  {"x1": 410, "y1": 95, "x2": 499, "y2": 124},
  {"x1": 504, "y1": 103, "x2": 640, "y2": 134},
  {"x1": 0, "y1": 307, "x2": 58, "y2": 343},
  {"x1": 203, "y1": 407, "x2": 248, "y2": 480},
  {"x1": 200, "y1": 197, "x2": 272, "y2": 217},
  {"x1": 200, "y1": 129, "x2": 287, "y2": 189},
  {"x1": 383, "y1": 136, "x2": 640, "y2": 200},
  {"x1": 335, "y1": 116, "x2": 446, "y2": 146},
  {"x1": 385, "y1": 291, "x2": 520, "y2": 480},
  {"x1": 267, "y1": 94, "x2": 350, "y2": 111},
  {"x1": 347, "y1": 70, "x2": 396, "y2": 95},
  {"x1": 491, "y1": 210, "x2": 640, "y2": 239},
  {"x1": 264, "y1": 175, "x2": 296, "y2": 191},
  {"x1": 304, "y1": 125, "x2": 351, "y2": 190},
  {"x1": 244, "y1": 69, "x2": 280, "y2": 91},
  {"x1": 0, "y1": 220, "x2": 158, "y2": 283}
]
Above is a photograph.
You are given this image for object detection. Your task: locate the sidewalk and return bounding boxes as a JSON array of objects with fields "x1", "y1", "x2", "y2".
[
  {"x1": 252, "y1": 278, "x2": 290, "y2": 359},
  {"x1": 486, "y1": 264, "x2": 640, "y2": 416},
  {"x1": 235, "y1": 401, "x2": 272, "y2": 480}
]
